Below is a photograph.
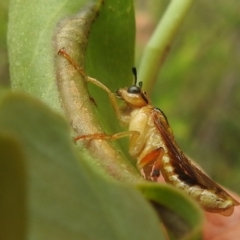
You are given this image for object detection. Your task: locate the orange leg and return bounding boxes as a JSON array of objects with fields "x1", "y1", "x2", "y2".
[
  {"x1": 75, "y1": 131, "x2": 139, "y2": 143},
  {"x1": 138, "y1": 147, "x2": 164, "y2": 181},
  {"x1": 58, "y1": 48, "x2": 122, "y2": 120}
]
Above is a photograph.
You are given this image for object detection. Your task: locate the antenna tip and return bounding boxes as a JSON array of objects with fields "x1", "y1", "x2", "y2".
[
  {"x1": 132, "y1": 67, "x2": 137, "y2": 76},
  {"x1": 132, "y1": 67, "x2": 138, "y2": 85}
]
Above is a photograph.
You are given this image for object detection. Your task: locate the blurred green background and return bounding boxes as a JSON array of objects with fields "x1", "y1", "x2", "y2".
[{"x1": 1, "y1": 0, "x2": 239, "y2": 193}]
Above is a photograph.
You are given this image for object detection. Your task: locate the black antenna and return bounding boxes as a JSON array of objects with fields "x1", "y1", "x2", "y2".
[{"x1": 132, "y1": 67, "x2": 137, "y2": 85}]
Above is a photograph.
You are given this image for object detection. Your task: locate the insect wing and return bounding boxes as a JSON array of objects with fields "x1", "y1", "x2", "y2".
[{"x1": 152, "y1": 109, "x2": 239, "y2": 206}]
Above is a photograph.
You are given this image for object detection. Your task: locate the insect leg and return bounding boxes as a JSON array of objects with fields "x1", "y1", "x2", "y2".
[
  {"x1": 75, "y1": 130, "x2": 139, "y2": 143},
  {"x1": 151, "y1": 150, "x2": 164, "y2": 181},
  {"x1": 58, "y1": 48, "x2": 122, "y2": 120},
  {"x1": 138, "y1": 147, "x2": 164, "y2": 181}
]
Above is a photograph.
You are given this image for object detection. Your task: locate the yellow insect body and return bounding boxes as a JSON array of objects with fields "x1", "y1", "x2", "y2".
[{"x1": 117, "y1": 85, "x2": 238, "y2": 216}]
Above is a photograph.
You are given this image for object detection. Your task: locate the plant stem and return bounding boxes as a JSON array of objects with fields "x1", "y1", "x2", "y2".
[{"x1": 138, "y1": 0, "x2": 195, "y2": 94}]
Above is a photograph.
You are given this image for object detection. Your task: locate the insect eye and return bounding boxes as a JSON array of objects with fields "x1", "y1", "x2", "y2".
[{"x1": 127, "y1": 85, "x2": 141, "y2": 94}]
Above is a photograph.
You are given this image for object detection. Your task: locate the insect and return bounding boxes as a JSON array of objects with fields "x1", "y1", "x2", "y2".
[{"x1": 58, "y1": 48, "x2": 239, "y2": 216}]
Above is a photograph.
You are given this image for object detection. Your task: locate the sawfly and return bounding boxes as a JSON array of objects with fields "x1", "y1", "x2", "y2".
[{"x1": 58, "y1": 48, "x2": 239, "y2": 216}]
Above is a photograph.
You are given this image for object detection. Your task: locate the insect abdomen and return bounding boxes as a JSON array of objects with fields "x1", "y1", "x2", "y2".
[{"x1": 161, "y1": 155, "x2": 235, "y2": 216}]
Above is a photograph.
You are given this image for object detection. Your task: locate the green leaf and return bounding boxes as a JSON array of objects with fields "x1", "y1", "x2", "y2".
[
  {"x1": 9, "y1": 0, "x2": 139, "y2": 181},
  {"x1": 8, "y1": 0, "x2": 135, "y2": 123},
  {"x1": 85, "y1": 0, "x2": 136, "y2": 142},
  {"x1": 138, "y1": 183, "x2": 204, "y2": 240},
  {"x1": 0, "y1": 91, "x2": 166, "y2": 239},
  {"x1": 0, "y1": 133, "x2": 27, "y2": 240},
  {"x1": 8, "y1": 0, "x2": 90, "y2": 111},
  {"x1": 53, "y1": 0, "x2": 138, "y2": 180}
]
